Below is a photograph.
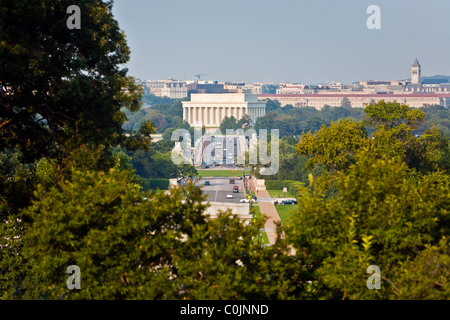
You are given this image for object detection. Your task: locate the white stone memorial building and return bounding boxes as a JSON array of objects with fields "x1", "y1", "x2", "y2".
[{"x1": 182, "y1": 93, "x2": 266, "y2": 127}]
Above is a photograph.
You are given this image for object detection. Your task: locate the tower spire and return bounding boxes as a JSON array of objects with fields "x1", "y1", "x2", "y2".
[{"x1": 411, "y1": 58, "x2": 421, "y2": 84}]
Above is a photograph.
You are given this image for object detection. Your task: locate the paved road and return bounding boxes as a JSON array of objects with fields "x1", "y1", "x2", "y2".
[
  {"x1": 201, "y1": 135, "x2": 240, "y2": 167},
  {"x1": 196, "y1": 177, "x2": 246, "y2": 203}
]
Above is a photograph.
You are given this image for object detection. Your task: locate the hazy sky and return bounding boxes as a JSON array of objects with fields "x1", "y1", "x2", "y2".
[{"x1": 112, "y1": 0, "x2": 450, "y2": 84}]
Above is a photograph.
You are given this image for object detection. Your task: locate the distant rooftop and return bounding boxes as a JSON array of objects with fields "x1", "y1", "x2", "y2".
[{"x1": 259, "y1": 93, "x2": 450, "y2": 98}]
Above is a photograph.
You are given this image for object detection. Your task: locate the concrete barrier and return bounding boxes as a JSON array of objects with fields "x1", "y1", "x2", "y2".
[
  {"x1": 169, "y1": 179, "x2": 178, "y2": 189},
  {"x1": 203, "y1": 202, "x2": 252, "y2": 225},
  {"x1": 252, "y1": 178, "x2": 266, "y2": 191}
]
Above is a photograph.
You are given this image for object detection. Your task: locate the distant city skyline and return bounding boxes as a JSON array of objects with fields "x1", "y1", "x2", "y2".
[{"x1": 112, "y1": 0, "x2": 450, "y2": 84}]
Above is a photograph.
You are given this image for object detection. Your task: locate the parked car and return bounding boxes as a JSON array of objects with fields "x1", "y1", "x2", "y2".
[
  {"x1": 226, "y1": 193, "x2": 233, "y2": 199},
  {"x1": 229, "y1": 178, "x2": 235, "y2": 184},
  {"x1": 282, "y1": 199, "x2": 297, "y2": 205},
  {"x1": 233, "y1": 186, "x2": 239, "y2": 193},
  {"x1": 236, "y1": 176, "x2": 243, "y2": 180},
  {"x1": 204, "y1": 181, "x2": 210, "y2": 186}
]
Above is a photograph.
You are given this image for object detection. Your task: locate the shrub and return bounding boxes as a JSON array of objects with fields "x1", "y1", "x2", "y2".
[
  {"x1": 265, "y1": 180, "x2": 285, "y2": 190},
  {"x1": 142, "y1": 178, "x2": 170, "y2": 191}
]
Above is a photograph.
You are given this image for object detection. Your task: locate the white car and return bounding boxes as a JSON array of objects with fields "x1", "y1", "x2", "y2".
[
  {"x1": 240, "y1": 198, "x2": 256, "y2": 203},
  {"x1": 226, "y1": 193, "x2": 233, "y2": 199}
]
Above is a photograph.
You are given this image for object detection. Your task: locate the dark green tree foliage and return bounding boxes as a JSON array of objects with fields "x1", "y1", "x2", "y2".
[
  {"x1": 418, "y1": 105, "x2": 450, "y2": 137},
  {"x1": 121, "y1": 147, "x2": 197, "y2": 180},
  {"x1": 141, "y1": 94, "x2": 178, "y2": 106},
  {"x1": 0, "y1": 149, "x2": 38, "y2": 298},
  {"x1": 0, "y1": 0, "x2": 150, "y2": 298},
  {"x1": 364, "y1": 101, "x2": 447, "y2": 173},
  {"x1": 175, "y1": 214, "x2": 308, "y2": 299},
  {"x1": 265, "y1": 180, "x2": 286, "y2": 190},
  {"x1": 13, "y1": 168, "x2": 206, "y2": 299},
  {"x1": 163, "y1": 124, "x2": 192, "y2": 141},
  {"x1": 290, "y1": 101, "x2": 450, "y2": 299},
  {"x1": 153, "y1": 139, "x2": 175, "y2": 154},
  {"x1": 267, "y1": 138, "x2": 309, "y2": 182},
  {"x1": 219, "y1": 115, "x2": 253, "y2": 132},
  {"x1": 122, "y1": 101, "x2": 186, "y2": 134},
  {"x1": 364, "y1": 100, "x2": 425, "y2": 129},
  {"x1": 153, "y1": 101, "x2": 183, "y2": 118},
  {"x1": 0, "y1": 149, "x2": 36, "y2": 215},
  {"x1": 128, "y1": 149, "x2": 178, "y2": 179},
  {"x1": 7, "y1": 168, "x2": 301, "y2": 299},
  {"x1": 0, "y1": 0, "x2": 147, "y2": 164},
  {"x1": 141, "y1": 178, "x2": 170, "y2": 190},
  {"x1": 175, "y1": 162, "x2": 197, "y2": 179},
  {"x1": 265, "y1": 99, "x2": 281, "y2": 112},
  {"x1": 389, "y1": 238, "x2": 450, "y2": 299},
  {"x1": 254, "y1": 105, "x2": 366, "y2": 137},
  {"x1": 297, "y1": 101, "x2": 449, "y2": 175},
  {"x1": 340, "y1": 97, "x2": 352, "y2": 108},
  {"x1": 1, "y1": 145, "x2": 119, "y2": 297},
  {"x1": 297, "y1": 119, "x2": 368, "y2": 172},
  {"x1": 285, "y1": 152, "x2": 450, "y2": 299},
  {"x1": 219, "y1": 116, "x2": 238, "y2": 132}
]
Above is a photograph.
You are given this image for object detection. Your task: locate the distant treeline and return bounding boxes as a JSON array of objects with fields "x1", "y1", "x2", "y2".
[{"x1": 125, "y1": 96, "x2": 450, "y2": 138}]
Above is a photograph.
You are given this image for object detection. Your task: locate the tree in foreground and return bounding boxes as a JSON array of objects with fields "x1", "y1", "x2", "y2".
[
  {"x1": 287, "y1": 146, "x2": 450, "y2": 299},
  {"x1": 285, "y1": 151, "x2": 449, "y2": 299},
  {"x1": 291, "y1": 101, "x2": 450, "y2": 299},
  {"x1": 0, "y1": 0, "x2": 152, "y2": 298},
  {"x1": 297, "y1": 101, "x2": 449, "y2": 184},
  {"x1": 4, "y1": 166, "x2": 304, "y2": 299},
  {"x1": 296, "y1": 119, "x2": 367, "y2": 173},
  {"x1": 0, "y1": 0, "x2": 150, "y2": 166}
]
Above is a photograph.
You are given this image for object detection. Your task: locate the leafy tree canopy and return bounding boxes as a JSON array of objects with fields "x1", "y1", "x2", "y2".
[
  {"x1": 285, "y1": 151, "x2": 450, "y2": 299},
  {"x1": 297, "y1": 101, "x2": 449, "y2": 176},
  {"x1": 0, "y1": 0, "x2": 149, "y2": 166},
  {"x1": 5, "y1": 166, "x2": 301, "y2": 299}
]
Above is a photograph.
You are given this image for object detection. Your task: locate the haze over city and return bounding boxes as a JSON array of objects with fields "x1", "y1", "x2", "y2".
[{"x1": 112, "y1": 0, "x2": 450, "y2": 83}]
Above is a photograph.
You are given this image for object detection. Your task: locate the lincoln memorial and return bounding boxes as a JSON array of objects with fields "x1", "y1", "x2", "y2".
[{"x1": 182, "y1": 93, "x2": 266, "y2": 127}]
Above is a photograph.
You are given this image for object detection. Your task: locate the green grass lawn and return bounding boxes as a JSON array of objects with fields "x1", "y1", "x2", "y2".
[
  {"x1": 275, "y1": 204, "x2": 297, "y2": 225},
  {"x1": 267, "y1": 190, "x2": 296, "y2": 198},
  {"x1": 197, "y1": 170, "x2": 250, "y2": 178},
  {"x1": 251, "y1": 205, "x2": 270, "y2": 245}
]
